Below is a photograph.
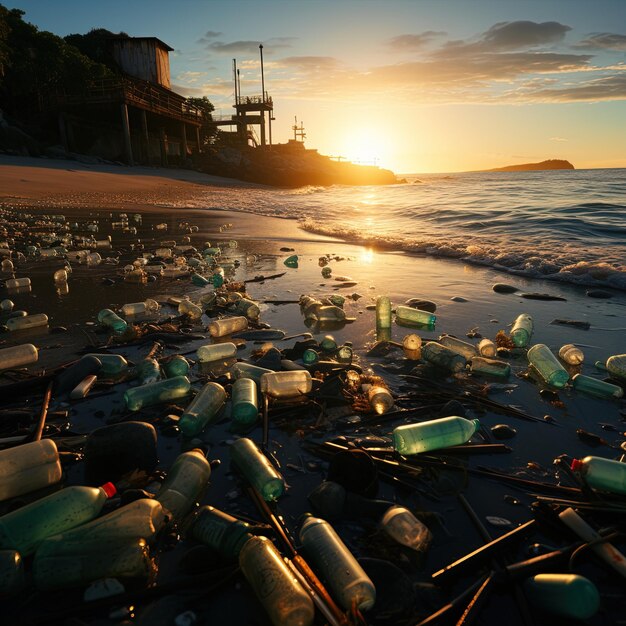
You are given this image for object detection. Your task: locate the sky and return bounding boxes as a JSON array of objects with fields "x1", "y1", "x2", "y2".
[{"x1": 5, "y1": 0, "x2": 626, "y2": 173}]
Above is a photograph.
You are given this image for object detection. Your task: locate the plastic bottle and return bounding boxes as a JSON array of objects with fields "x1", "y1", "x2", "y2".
[
  {"x1": 124, "y1": 376, "x2": 191, "y2": 411},
  {"x1": 233, "y1": 298, "x2": 261, "y2": 320},
  {"x1": 121, "y1": 299, "x2": 160, "y2": 317},
  {"x1": 470, "y1": 356, "x2": 511, "y2": 378},
  {"x1": 197, "y1": 342, "x2": 237, "y2": 363},
  {"x1": 380, "y1": 505, "x2": 432, "y2": 553},
  {"x1": 0, "y1": 550, "x2": 24, "y2": 595},
  {"x1": 402, "y1": 334, "x2": 422, "y2": 360},
  {"x1": 392, "y1": 416, "x2": 481, "y2": 455},
  {"x1": 558, "y1": 344, "x2": 584, "y2": 366},
  {"x1": 523, "y1": 574, "x2": 599, "y2": 620},
  {"x1": 97, "y1": 308, "x2": 128, "y2": 335},
  {"x1": 439, "y1": 335, "x2": 477, "y2": 360},
  {"x1": 299, "y1": 515, "x2": 376, "y2": 611},
  {"x1": 178, "y1": 298, "x2": 203, "y2": 320},
  {"x1": 33, "y1": 537, "x2": 152, "y2": 591},
  {"x1": 191, "y1": 506, "x2": 253, "y2": 559},
  {"x1": 179, "y1": 382, "x2": 227, "y2": 437},
  {"x1": 477, "y1": 338, "x2": 497, "y2": 358},
  {"x1": 336, "y1": 344, "x2": 353, "y2": 364},
  {"x1": 571, "y1": 373, "x2": 623, "y2": 399},
  {"x1": 375, "y1": 296, "x2": 392, "y2": 330},
  {"x1": 315, "y1": 305, "x2": 346, "y2": 321},
  {"x1": 231, "y1": 378, "x2": 259, "y2": 426},
  {"x1": 299, "y1": 295, "x2": 324, "y2": 320},
  {"x1": 69, "y1": 374, "x2": 97, "y2": 399},
  {"x1": 395, "y1": 305, "x2": 436, "y2": 326},
  {"x1": 191, "y1": 272, "x2": 211, "y2": 287},
  {"x1": 162, "y1": 355, "x2": 190, "y2": 378},
  {"x1": 510, "y1": 314, "x2": 533, "y2": 347},
  {"x1": 527, "y1": 344, "x2": 569, "y2": 388},
  {"x1": 0, "y1": 299, "x2": 13, "y2": 312},
  {"x1": 367, "y1": 386, "x2": 394, "y2": 415},
  {"x1": 0, "y1": 439, "x2": 62, "y2": 502},
  {"x1": 230, "y1": 438, "x2": 285, "y2": 501},
  {"x1": 260, "y1": 370, "x2": 312, "y2": 399},
  {"x1": 239, "y1": 535, "x2": 314, "y2": 626},
  {"x1": 6, "y1": 313, "x2": 48, "y2": 332},
  {"x1": 606, "y1": 354, "x2": 626, "y2": 380},
  {"x1": 0, "y1": 343, "x2": 38, "y2": 370},
  {"x1": 232, "y1": 361, "x2": 275, "y2": 384},
  {"x1": 1, "y1": 259, "x2": 13, "y2": 273},
  {"x1": 570, "y1": 455, "x2": 626, "y2": 495},
  {"x1": 302, "y1": 348, "x2": 319, "y2": 365},
  {"x1": 421, "y1": 342, "x2": 466, "y2": 373},
  {"x1": 208, "y1": 316, "x2": 248, "y2": 337},
  {"x1": 84, "y1": 353, "x2": 128, "y2": 376},
  {"x1": 156, "y1": 449, "x2": 212, "y2": 523},
  {"x1": 4, "y1": 278, "x2": 30, "y2": 289},
  {"x1": 53, "y1": 269, "x2": 67, "y2": 282},
  {"x1": 134, "y1": 357, "x2": 161, "y2": 385},
  {"x1": 0, "y1": 483, "x2": 116, "y2": 555}
]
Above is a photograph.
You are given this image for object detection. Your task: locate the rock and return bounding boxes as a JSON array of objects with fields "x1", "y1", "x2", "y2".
[
  {"x1": 492, "y1": 283, "x2": 519, "y2": 293},
  {"x1": 84, "y1": 421, "x2": 158, "y2": 485},
  {"x1": 440, "y1": 400, "x2": 467, "y2": 418},
  {"x1": 520, "y1": 293, "x2": 566, "y2": 301},
  {"x1": 54, "y1": 355, "x2": 102, "y2": 395},
  {"x1": 404, "y1": 298, "x2": 437, "y2": 312},
  {"x1": 586, "y1": 289, "x2": 612, "y2": 299},
  {"x1": 450, "y1": 296, "x2": 468, "y2": 302},
  {"x1": 490, "y1": 424, "x2": 517, "y2": 439}
]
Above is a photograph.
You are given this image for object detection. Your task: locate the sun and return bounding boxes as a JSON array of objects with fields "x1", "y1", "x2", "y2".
[{"x1": 340, "y1": 129, "x2": 389, "y2": 167}]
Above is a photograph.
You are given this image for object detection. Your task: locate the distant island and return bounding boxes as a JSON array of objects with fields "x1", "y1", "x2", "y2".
[{"x1": 487, "y1": 159, "x2": 574, "y2": 172}]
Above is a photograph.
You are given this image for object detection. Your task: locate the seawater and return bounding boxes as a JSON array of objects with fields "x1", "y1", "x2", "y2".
[{"x1": 185, "y1": 167, "x2": 626, "y2": 290}]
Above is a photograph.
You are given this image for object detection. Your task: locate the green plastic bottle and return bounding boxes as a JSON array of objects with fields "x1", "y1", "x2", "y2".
[
  {"x1": 0, "y1": 483, "x2": 116, "y2": 555},
  {"x1": 97, "y1": 308, "x2": 128, "y2": 335},
  {"x1": 393, "y1": 416, "x2": 481, "y2": 455},
  {"x1": 134, "y1": 357, "x2": 161, "y2": 384},
  {"x1": 376, "y1": 296, "x2": 392, "y2": 330},
  {"x1": 162, "y1": 355, "x2": 190, "y2": 378},
  {"x1": 510, "y1": 314, "x2": 533, "y2": 347},
  {"x1": 523, "y1": 574, "x2": 599, "y2": 620},
  {"x1": 527, "y1": 344, "x2": 569, "y2": 388},
  {"x1": 422, "y1": 342, "x2": 466, "y2": 373},
  {"x1": 239, "y1": 535, "x2": 314, "y2": 626},
  {"x1": 230, "y1": 438, "x2": 285, "y2": 502},
  {"x1": 470, "y1": 356, "x2": 511, "y2": 379},
  {"x1": 191, "y1": 505, "x2": 252, "y2": 559},
  {"x1": 395, "y1": 305, "x2": 436, "y2": 326},
  {"x1": 572, "y1": 373, "x2": 623, "y2": 399},
  {"x1": 124, "y1": 375, "x2": 191, "y2": 411},
  {"x1": 320, "y1": 335, "x2": 337, "y2": 352},
  {"x1": 156, "y1": 449, "x2": 212, "y2": 523},
  {"x1": 84, "y1": 353, "x2": 128, "y2": 376},
  {"x1": 571, "y1": 456, "x2": 626, "y2": 495},
  {"x1": 179, "y1": 382, "x2": 227, "y2": 437},
  {"x1": 231, "y1": 378, "x2": 259, "y2": 426},
  {"x1": 299, "y1": 515, "x2": 376, "y2": 611},
  {"x1": 302, "y1": 348, "x2": 319, "y2": 365},
  {"x1": 232, "y1": 361, "x2": 274, "y2": 384}
]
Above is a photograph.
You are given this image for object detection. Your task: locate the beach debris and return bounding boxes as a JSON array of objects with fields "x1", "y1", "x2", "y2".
[
  {"x1": 527, "y1": 344, "x2": 569, "y2": 388},
  {"x1": 450, "y1": 296, "x2": 468, "y2": 302},
  {"x1": 575, "y1": 428, "x2": 611, "y2": 448},
  {"x1": 490, "y1": 424, "x2": 516, "y2": 439},
  {"x1": 405, "y1": 298, "x2": 437, "y2": 312},
  {"x1": 520, "y1": 292, "x2": 566, "y2": 301},
  {"x1": 485, "y1": 516, "x2": 513, "y2": 528},
  {"x1": 586, "y1": 289, "x2": 612, "y2": 298},
  {"x1": 492, "y1": 283, "x2": 519, "y2": 294},
  {"x1": 510, "y1": 313, "x2": 533, "y2": 347}
]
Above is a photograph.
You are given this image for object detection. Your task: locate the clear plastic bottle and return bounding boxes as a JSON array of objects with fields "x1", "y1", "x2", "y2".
[
  {"x1": 0, "y1": 483, "x2": 116, "y2": 555},
  {"x1": 510, "y1": 314, "x2": 533, "y2": 347},
  {"x1": 97, "y1": 308, "x2": 128, "y2": 335},
  {"x1": 5, "y1": 277, "x2": 30, "y2": 289},
  {"x1": 477, "y1": 338, "x2": 497, "y2": 358},
  {"x1": 156, "y1": 449, "x2": 212, "y2": 523},
  {"x1": 124, "y1": 376, "x2": 191, "y2": 411},
  {"x1": 606, "y1": 354, "x2": 626, "y2": 380},
  {"x1": 260, "y1": 371, "x2": 312, "y2": 399},
  {"x1": 33, "y1": 537, "x2": 153, "y2": 591},
  {"x1": 523, "y1": 574, "x2": 599, "y2": 620},
  {"x1": 208, "y1": 316, "x2": 248, "y2": 337},
  {"x1": 470, "y1": 356, "x2": 511, "y2": 378},
  {"x1": 376, "y1": 296, "x2": 392, "y2": 330},
  {"x1": 230, "y1": 438, "x2": 285, "y2": 502},
  {"x1": 239, "y1": 535, "x2": 314, "y2": 626},
  {"x1": 162, "y1": 355, "x2": 190, "y2": 378},
  {"x1": 367, "y1": 386, "x2": 394, "y2": 415},
  {"x1": 53, "y1": 269, "x2": 67, "y2": 282},
  {"x1": 527, "y1": 344, "x2": 569, "y2": 388},
  {"x1": 231, "y1": 378, "x2": 259, "y2": 426},
  {"x1": 395, "y1": 305, "x2": 436, "y2": 326},
  {"x1": 197, "y1": 342, "x2": 237, "y2": 363},
  {"x1": 84, "y1": 353, "x2": 128, "y2": 376},
  {"x1": 233, "y1": 298, "x2": 261, "y2": 320},
  {"x1": 0, "y1": 299, "x2": 14, "y2": 312},
  {"x1": 178, "y1": 298, "x2": 203, "y2": 320},
  {"x1": 1, "y1": 259, "x2": 13, "y2": 273},
  {"x1": 299, "y1": 515, "x2": 376, "y2": 611},
  {"x1": 0, "y1": 343, "x2": 38, "y2": 370},
  {"x1": 421, "y1": 342, "x2": 466, "y2": 373},
  {"x1": 232, "y1": 361, "x2": 274, "y2": 384},
  {"x1": 299, "y1": 295, "x2": 323, "y2": 320},
  {"x1": 392, "y1": 416, "x2": 481, "y2": 455},
  {"x1": 570, "y1": 455, "x2": 626, "y2": 495},
  {"x1": 402, "y1": 334, "x2": 422, "y2": 360},
  {"x1": 0, "y1": 439, "x2": 62, "y2": 502},
  {"x1": 571, "y1": 373, "x2": 623, "y2": 399},
  {"x1": 439, "y1": 335, "x2": 477, "y2": 360},
  {"x1": 0, "y1": 550, "x2": 24, "y2": 595},
  {"x1": 179, "y1": 382, "x2": 227, "y2": 437},
  {"x1": 191, "y1": 505, "x2": 252, "y2": 559},
  {"x1": 315, "y1": 305, "x2": 346, "y2": 321},
  {"x1": 558, "y1": 344, "x2": 584, "y2": 365},
  {"x1": 121, "y1": 299, "x2": 160, "y2": 317},
  {"x1": 380, "y1": 505, "x2": 432, "y2": 554},
  {"x1": 6, "y1": 313, "x2": 48, "y2": 332}
]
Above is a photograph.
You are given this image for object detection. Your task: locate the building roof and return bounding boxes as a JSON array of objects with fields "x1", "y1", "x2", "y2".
[{"x1": 108, "y1": 36, "x2": 174, "y2": 52}]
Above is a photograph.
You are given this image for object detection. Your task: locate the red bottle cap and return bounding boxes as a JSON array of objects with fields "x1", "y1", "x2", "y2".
[
  {"x1": 570, "y1": 459, "x2": 583, "y2": 472},
  {"x1": 100, "y1": 482, "x2": 117, "y2": 498}
]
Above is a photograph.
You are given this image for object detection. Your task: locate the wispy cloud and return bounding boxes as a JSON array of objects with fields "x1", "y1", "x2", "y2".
[
  {"x1": 550, "y1": 137, "x2": 568, "y2": 142},
  {"x1": 573, "y1": 32, "x2": 626, "y2": 51},
  {"x1": 386, "y1": 31, "x2": 446, "y2": 50},
  {"x1": 202, "y1": 37, "x2": 294, "y2": 56}
]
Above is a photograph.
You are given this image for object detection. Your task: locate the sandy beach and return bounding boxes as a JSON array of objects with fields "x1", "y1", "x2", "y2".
[{"x1": 1, "y1": 155, "x2": 625, "y2": 624}]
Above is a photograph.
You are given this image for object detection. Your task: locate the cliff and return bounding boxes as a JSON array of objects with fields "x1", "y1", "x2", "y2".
[{"x1": 487, "y1": 159, "x2": 574, "y2": 172}]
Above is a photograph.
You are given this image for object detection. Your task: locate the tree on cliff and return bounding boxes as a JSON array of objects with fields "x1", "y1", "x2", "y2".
[{"x1": 185, "y1": 96, "x2": 220, "y2": 146}]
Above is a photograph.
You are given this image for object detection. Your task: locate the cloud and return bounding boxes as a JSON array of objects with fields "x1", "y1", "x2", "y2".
[
  {"x1": 550, "y1": 137, "x2": 568, "y2": 142},
  {"x1": 197, "y1": 30, "x2": 222, "y2": 45},
  {"x1": 511, "y1": 73, "x2": 626, "y2": 102},
  {"x1": 386, "y1": 31, "x2": 446, "y2": 50},
  {"x1": 573, "y1": 33, "x2": 626, "y2": 51},
  {"x1": 277, "y1": 56, "x2": 340, "y2": 71},
  {"x1": 203, "y1": 37, "x2": 294, "y2": 56},
  {"x1": 481, "y1": 21, "x2": 571, "y2": 50}
]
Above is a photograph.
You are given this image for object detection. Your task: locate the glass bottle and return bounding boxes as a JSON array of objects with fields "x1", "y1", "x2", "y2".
[
  {"x1": 6, "y1": 313, "x2": 49, "y2": 332},
  {"x1": 162, "y1": 355, "x2": 190, "y2": 378},
  {"x1": 239, "y1": 535, "x2": 314, "y2": 626},
  {"x1": 121, "y1": 299, "x2": 160, "y2": 317},
  {"x1": 558, "y1": 344, "x2": 584, "y2": 365},
  {"x1": 230, "y1": 438, "x2": 285, "y2": 502},
  {"x1": 191, "y1": 505, "x2": 252, "y2": 559},
  {"x1": 124, "y1": 376, "x2": 191, "y2": 411},
  {"x1": 510, "y1": 314, "x2": 533, "y2": 347},
  {"x1": 470, "y1": 356, "x2": 511, "y2": 378},
  {"x1": 421, "y1": 342, "x2": 466, "y2": 373},
  {"x1": 606, "y1": 354, "x2": 626, "y2": 380},
  {"x1": 477, "y1": 338, "x2": 497, "y2": 358},
  {"x1": 379, "y1": 505, "x2": 432, "y2": 554},
  {"x1": 392, "y1": 416, "x2": 481, "y2": 455},
  {"x1": 156, "y1": 449, "x2": 212, "y2": 523},
  {"x1": 367, "y1": 386, "x2": 394, "y2": 415},
  {"x1": 376, "y1": 296, "x2": 392, "y2": 330},
  {"x1": 260, "y1": 371, "x2": 312, "y2": 399},
  {"x1": 208, "y1": 316, "x2": 248, "y2": 337},
  {"x1": 233, "y1": 298, "x2": 261, "y2": 320},
  {"x1": 395, "y1": 305, "x2": 436, "y2": 326},
  {"x1": 527, "y1": 344, "x2": 569, "y2": 388},
  {"x1": 97, "y1": 308, "x2": 128, "y2": 335},
  {"x1": 5, "y1": 277, "x2": 30, "y2": 289},
  {"x1": 231, "y1": 378, "x2": 259, "y2": 426},
  {"x1": 570, "y1": 456, "x2": 626, "y2": 495},
  {"x1": 439, "y1": 335, "x2": 477, "y2": 360},
  {"x1": 0, "y1": 343, "x2": 38, "y2": 370},
  {"x1": 402, "y1": 334, "x2": 422, "y2": 360},
  {"x1": 299, "y1": 515, "x2": 375, "y2": 611},
  {"x1": 179, "y1": 382, "x2": 227, "y2": 437},
  {"x1": 197, "y1": 342, "x2": 237, "y2": 363},
  {"x1": 84, "y1": 353, "x2": 128, "y2": 376},
  {"x1": 232, "y1": 361, "x2": 274, "y2": 384},
  {"x1": 178, "y1": 298, "x2": 203, "y2": 320},
  {"x1": 134, "y1": 357, "x2": 161, "y2": 384},
  {"x1": 572, "y1": 374, "x2": 623, "y2": 399},
  {"x1": 523, "y1": 574, "x2": 599, "y2": 620},
  {"x1": 302, "y1": 348, "x2": 319, "y2": 365}
]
